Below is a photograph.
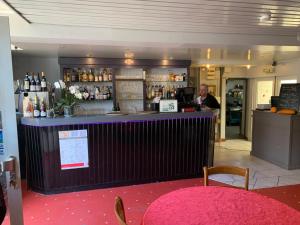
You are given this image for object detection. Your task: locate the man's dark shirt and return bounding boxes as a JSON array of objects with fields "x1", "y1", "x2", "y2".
[{"x1": 200, "y1": 93, "x2": 220, "y2": 109}]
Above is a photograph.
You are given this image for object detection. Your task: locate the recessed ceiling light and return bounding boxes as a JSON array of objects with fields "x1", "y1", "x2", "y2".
[
  {"x1": 260, "y1": 12, "x2": 272, "y2": 22},
  {"x1": 11, "y1": 44, "x2": 23, "y2": 51},
  {"x1": 124, "y1": 51, "x2": 134, "y2": 59}
]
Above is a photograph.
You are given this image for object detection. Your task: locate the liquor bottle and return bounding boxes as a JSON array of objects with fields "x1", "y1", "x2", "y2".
[
  {"x1": 78, "y1": 68, "x2": 82, "y2": 82},
  {"x1": 182, "y1": 73, "x2": 186, "y2": 81},
  {"x1": 30, "y1": 73, "x2": 36, "y2": 92},
  {"x1": 41, "y1": 72, "x2": 47, "y2": 92},
  {"x1": 103, "y1": 69, "x2": 108, "y2": 81},
  {"x1": 151, "y1": 85, "x2": 155, "y2": 98},
  {"x1": 35, "y1": 73, "x2": 41, "y2": 92},
  {"x1": 66, "y1": 70, "x2": 71, "y2": 82},
  {"x1": 24, "y1": 72, "x2": 30, "y2": 92},
  {"x1": 94, "y1": 69, "x2": 99, "y2": 82},
  {"x1": 82, "y1": 69, "x2": 88, "y2": 82},
  {"x1": 71, "y1": 69, "x2": 77, "y2": 82},
  {"x1": 33, "y1": 95, "x2": 40, "y2": 118},
  {"x1": 88, "y1": 69, "x2": 94, "y2": 82},
  {"x1": 40, "y1": 98, "x2": 47, "y2": 117},
  {"x1": 98, "y1": 71, "x2": 103, "y2": 82},
  {"x1": 108, "y1": 69, "x2": 113, "y2": 81}
]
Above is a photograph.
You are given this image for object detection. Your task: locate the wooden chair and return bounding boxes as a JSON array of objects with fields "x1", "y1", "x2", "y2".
[
  {"x1": 114, "y1": 196, "x2": 127, "y2": 225},
  {"x1": 203, "y1": 166, "x2": 249, "y2": 190}
]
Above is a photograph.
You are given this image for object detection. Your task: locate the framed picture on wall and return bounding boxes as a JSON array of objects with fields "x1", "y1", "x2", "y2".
[{"x1": 208, "y1": 85, "x2": 217, "y2": 96}]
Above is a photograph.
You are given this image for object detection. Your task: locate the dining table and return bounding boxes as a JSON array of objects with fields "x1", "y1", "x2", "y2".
[{"x1": 142, "y1": 186, "x2": 300, "y2": 225}]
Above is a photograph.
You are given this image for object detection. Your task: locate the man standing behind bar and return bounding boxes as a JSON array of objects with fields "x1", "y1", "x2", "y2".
[{"x1": 196, "y1": 84, "x2": 220, "y2": 109}]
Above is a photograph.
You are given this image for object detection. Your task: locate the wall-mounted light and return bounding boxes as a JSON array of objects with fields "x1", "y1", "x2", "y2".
[
  {"x1": 207, "y1": 48, "x2": 211, "y2": 60},
  {"x1": 162, "y1": 59, "x2": 169, "y2": 66},
  {"x1": 247, "y1": 49, "x2": 251, "y2": 61},
  {"x1": 11, "y1": 44, "x2": 23, "y2": 51}
]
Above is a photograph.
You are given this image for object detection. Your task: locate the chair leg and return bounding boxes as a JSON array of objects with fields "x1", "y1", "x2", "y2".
[{"x1": 203, "y1": 167, "x2": 208, "y2": 186}]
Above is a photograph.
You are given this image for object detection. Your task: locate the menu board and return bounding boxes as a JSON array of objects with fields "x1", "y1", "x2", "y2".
[
  {"x1": 278, "y1": 84, "x2": 300, "y2": 111},
  {"x1": 59, "y1": 130, "x2": 89, "y2": 170}
]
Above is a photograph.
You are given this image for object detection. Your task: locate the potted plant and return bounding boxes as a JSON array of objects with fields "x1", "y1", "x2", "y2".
[{"x1": 53, "y1": 80, "x2": 82, "y2": 117}]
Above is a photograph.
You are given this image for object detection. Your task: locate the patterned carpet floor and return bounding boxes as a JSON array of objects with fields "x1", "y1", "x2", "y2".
[{"x1": 2, "y1": 179, "x2": 300, "y2": 225}]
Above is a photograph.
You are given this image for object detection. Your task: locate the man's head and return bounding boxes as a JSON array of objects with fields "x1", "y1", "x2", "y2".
[{"x1": 199, "y1": 84, "x2": 208, "y2": 97}]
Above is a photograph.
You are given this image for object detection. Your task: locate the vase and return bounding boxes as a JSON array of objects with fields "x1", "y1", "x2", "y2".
[{"x1": 63, "y1": 106, "x2": 73, "y2": 117}]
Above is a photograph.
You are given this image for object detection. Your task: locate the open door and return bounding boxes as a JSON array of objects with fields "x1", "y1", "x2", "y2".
[{"x1": 0, "y1": 17, "x2": 24, "y2": 225}]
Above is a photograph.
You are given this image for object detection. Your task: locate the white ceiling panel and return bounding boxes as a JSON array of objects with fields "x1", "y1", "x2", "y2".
[{"x1": 5, "y1": 0, "x2": 300, "y2": 34}]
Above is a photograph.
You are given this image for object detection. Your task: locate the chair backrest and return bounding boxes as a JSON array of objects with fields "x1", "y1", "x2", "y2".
[
  {"x1": 115, "y1": 196, "x2": 127, "y2": 225},
  {"x1": 203, "y1": 166, "x2": 249, "y2": 190}
]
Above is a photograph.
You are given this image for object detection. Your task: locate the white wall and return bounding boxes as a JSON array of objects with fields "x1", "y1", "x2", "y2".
[{"x1": 12, "y1": 55, "x2": 60, "y2": 83}]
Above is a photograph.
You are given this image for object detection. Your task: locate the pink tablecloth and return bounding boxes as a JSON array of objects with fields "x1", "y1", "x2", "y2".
[{"x1": 142, "y1": 186, "x2": 300, "y2": 225}]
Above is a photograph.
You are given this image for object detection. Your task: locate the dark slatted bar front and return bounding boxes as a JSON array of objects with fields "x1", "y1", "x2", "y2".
[{"x1": 22, "y1": 112, "x2": 215, "y2": 194}]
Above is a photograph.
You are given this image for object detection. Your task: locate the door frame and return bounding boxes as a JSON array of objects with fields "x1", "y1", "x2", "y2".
[
  {"x1": 0, "y1": 17, "x2": 24, "y2": 225},
  {"x1": 225, "y1": 78, "x2": 248, "y2": 139}
]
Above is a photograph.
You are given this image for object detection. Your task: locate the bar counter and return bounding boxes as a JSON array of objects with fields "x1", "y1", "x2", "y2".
[{"x1": 22, "y1": 111, "x2": 215, "y2": 194}]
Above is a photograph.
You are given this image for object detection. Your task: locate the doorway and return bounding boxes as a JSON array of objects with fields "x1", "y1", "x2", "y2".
[{"x1": 225, "y1": 79, "x2": 247, "y2": 140}]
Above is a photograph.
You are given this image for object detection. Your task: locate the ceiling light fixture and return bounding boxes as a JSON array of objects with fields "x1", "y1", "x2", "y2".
[
  {"x1": 11, "y1": 44, "x2": 23, "y2": 51},
  {"x1": 124, "y1": 51, "x2": 134, "y2": 59},
  {"x1": 260, "y1": 12, "x2": 272, "y2": 22}
]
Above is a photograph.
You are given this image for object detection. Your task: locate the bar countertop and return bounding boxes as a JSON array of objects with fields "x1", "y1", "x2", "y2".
[{"x1": 21, "y1": 111, "x2": 214, "y2": 127}]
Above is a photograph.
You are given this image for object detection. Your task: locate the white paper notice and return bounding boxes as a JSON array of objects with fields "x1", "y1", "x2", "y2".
[{"x1": 59, "y1": 130, "x2": 89, "y2": 170}]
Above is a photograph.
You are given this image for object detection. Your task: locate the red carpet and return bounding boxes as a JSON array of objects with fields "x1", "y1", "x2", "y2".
[
  {"x1": 2, "y1": 179, "x2": 300, "y2": 225},
  {"x1": 254, "y1": 184, "x2": 300, "y2": 211}
]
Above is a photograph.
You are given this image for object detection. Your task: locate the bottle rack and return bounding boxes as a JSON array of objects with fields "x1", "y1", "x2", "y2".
[{"x1": 59, "y1": 57, "x2": 191, "y2": 111}]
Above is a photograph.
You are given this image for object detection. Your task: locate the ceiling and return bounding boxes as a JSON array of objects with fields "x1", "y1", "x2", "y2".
[
  {"x1": 5, "y1": 0, "x2": 300, "y2": 34},
  {"x1": 3, "y1": 0, "x2": 300, "y2": 65}
]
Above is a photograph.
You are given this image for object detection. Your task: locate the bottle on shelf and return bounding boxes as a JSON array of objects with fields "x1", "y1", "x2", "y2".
[
  {"x1": 94, "y1": 69, "x2": 99, "y2": 82},
  {"x1": 88, "y1": 69, "x2": 94, "y2": 82},
  {"x1": 33, "y1": 95, "x2": 40, "y2": 118},
  {"x1": 41, "y1": 72, "x2": 47, "y2": 92},
  {"x1": 30, "y1": 73, "x2": 36, "y2": 92},
  {"x1": 24, "y1": 72, "x2": 30, "y2": 92},
  {"x1": 182, "y1": 73, "x2": 186, "y2": 81},
  {"x1": 82, "y1": 69, "x2": 88, "y2": 82},
  {"x1": 103, "y1": 68, "x2": 108, "y2": 81},
  {"x1": 108, "y1": 69, "x2": 113, "y2": 81},
  {"x1": 98, "y1": 71, "x2": 103, "y2": 82},
  {"x1": 151, "y1": 85, "x2": 155, "y2": 98},
  {"x1": 35, "y1": 73, "x2": 41, "y2": 92},
  {"x1": 78, "y1": 68, "x2": 82, "y2": 82},
  {"x1": 40, "y1": 98, "x2": 47, "y2": 117},
  {"x1": 71, "y1": 68, "x2": 77, "y2": 82}
]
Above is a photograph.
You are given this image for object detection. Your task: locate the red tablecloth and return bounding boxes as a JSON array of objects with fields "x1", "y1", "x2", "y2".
[{"x1": 142, "y1": 186, "x2": 300, "y2": 225}]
